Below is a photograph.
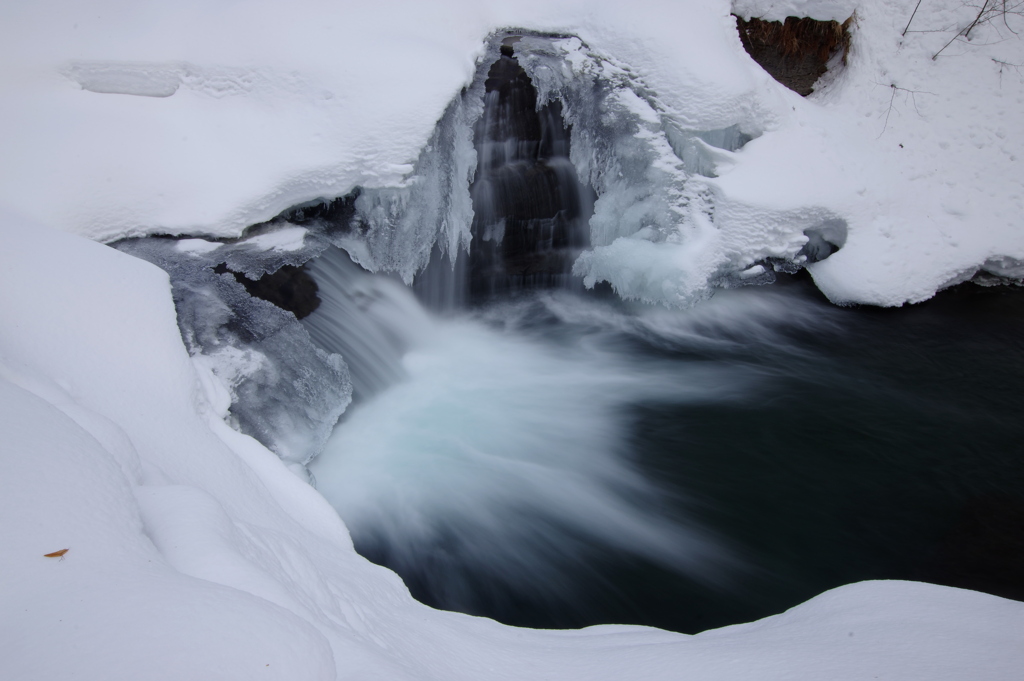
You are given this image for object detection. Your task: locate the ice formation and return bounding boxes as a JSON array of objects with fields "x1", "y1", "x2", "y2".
[
  {"x1": 100, "y1": 29, "x2": 847, "y2": 473},
  {"x1": 104, "y1": 25, "x2": 865, "y2": 483},
  {"x1": 260, "y1": 32, "x2": 850, "y2": 307}
]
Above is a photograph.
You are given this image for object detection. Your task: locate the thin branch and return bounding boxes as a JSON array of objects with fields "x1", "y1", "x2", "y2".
[
  {"x1": 993, "y1": 57, "x2": 1024, "y2": 85},
  {"x1": 903, "y1": 0, "x2": 924, "y2": 36},
  {"x1": 878, "y1": 83, "x2": 936, "y2": 137},
  {"x1": 964, "y1": 0, "x2": 991, "y2": 37},
  {"x1": 932, "y1": 31, "x2": 964, "y2": 59},
  {"x1": 934, "y1": 0, "x2": 992, "y2": 58},
  {"x1": 880, "y1": 84, "x2": 898, "y2": 136},
  {"x1": 1002, "y1": 0, "x2": 1021, "y2": 33}
]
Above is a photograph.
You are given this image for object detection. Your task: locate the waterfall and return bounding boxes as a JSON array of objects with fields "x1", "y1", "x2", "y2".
[{"x1": 414, "y1": 41, "x2": 595, "y2": 309}]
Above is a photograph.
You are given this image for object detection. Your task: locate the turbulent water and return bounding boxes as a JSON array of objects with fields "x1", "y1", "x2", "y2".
[{"x1": 303, "y1": 249, "x2": 1024, "y2": 633}]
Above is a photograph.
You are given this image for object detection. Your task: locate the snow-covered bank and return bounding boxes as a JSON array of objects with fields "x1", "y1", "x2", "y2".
[{"x1": 2, "y1": 208, "x2": 1023, "y2": 680}]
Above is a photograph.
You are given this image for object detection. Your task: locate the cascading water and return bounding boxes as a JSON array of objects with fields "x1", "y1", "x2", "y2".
[
  {"x1": 465, "y1": 41, "x2": 594, "y2": 299},
  {"x1": 305, "y1": 247, "x2": 750, "y2": 626},
  {"x1": 413, "y1": 40, "x2": 595, "y2": 310},
  {"x1": 304, "y1": 255, "x2": 1024, "y2": 633}
]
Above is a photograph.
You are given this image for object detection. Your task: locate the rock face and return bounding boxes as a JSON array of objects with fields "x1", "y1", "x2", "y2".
[
  {"x1": 467, "y1": 42, "x2": 594, "y2": 299},
  {"x1": 734, "y1": 16, "x2": 852, "y2": 96}
]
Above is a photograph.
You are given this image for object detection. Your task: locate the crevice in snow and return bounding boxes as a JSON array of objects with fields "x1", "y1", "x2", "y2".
[{"x1": 800, "y1": 219, "x2": 848, "y2": 263}]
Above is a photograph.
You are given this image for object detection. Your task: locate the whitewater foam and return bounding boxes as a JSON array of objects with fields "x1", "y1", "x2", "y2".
[{"x1": 303, "y1": 251, "x2": 844, "y2": 617}]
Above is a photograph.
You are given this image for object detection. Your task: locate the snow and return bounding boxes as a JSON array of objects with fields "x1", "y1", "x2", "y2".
[
  {"x1": 0, "y1": 380, "x2": 337, "y2": 681},
  {"x1": 733, "y1": 0, "x2": 857, "y2": 22},
  {"x1": 2, "y1": 0, "x2": 1024, "y2": 678},
  {"x1": 724, "y1": 1, "x2": 1024, "y2": 304},
  {"x1": 64, "y1": 60, "x2": 183, "y2": 97}
]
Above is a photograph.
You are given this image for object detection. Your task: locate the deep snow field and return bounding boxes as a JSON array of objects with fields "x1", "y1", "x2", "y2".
[{"x1": 2, "y1": 0, "x2": 1024, "y2": 679}]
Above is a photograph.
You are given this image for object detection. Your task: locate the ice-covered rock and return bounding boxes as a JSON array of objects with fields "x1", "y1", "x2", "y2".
[{"x1": 115, "y1": 232, "x2": 351, "y2": 466}]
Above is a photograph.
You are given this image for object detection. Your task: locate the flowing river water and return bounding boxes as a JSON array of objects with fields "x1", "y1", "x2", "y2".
[{"x1": 303, "y1": 251, "x2": 1024, "y2": 634}]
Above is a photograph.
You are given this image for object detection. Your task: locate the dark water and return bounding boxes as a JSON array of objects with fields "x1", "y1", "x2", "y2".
[
  {"x1": 307, "y1": 265, "x2": 1024, "y2": 634},
  {"x1": 611, "y1": 279, "x2": 1024, "y2": 632}
]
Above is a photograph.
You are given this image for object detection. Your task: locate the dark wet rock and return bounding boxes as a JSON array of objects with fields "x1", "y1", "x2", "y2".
[{"x1": 217, "y1": 263, "x2": 321, "y2": 320}]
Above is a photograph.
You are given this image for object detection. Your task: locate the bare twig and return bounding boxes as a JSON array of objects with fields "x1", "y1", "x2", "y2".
[
  {"x1": 1002, "y1": 0, "x2": 1021, "y2": 33},
  {"x1": 964, "y1": 0, "x2": 992, "y2": 37},
  {"x1": 903, "y1": 0, "x2": 924, "y2": 36},
  {"x1": 878, "y1": 82, "x2": 936, "y2": 136},
  {"x1": 881, "y1": 84, "x2": 898, "y2": 135},
  {"x1": 933, "y1": 0, "x2": 990, "y2": 58},
  {"x1": 993, "y1": 57, "x2": 1024, "y2": 84},
  {"x1": 932, "y1": 27, "x2": 965, "y2": 58}
]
